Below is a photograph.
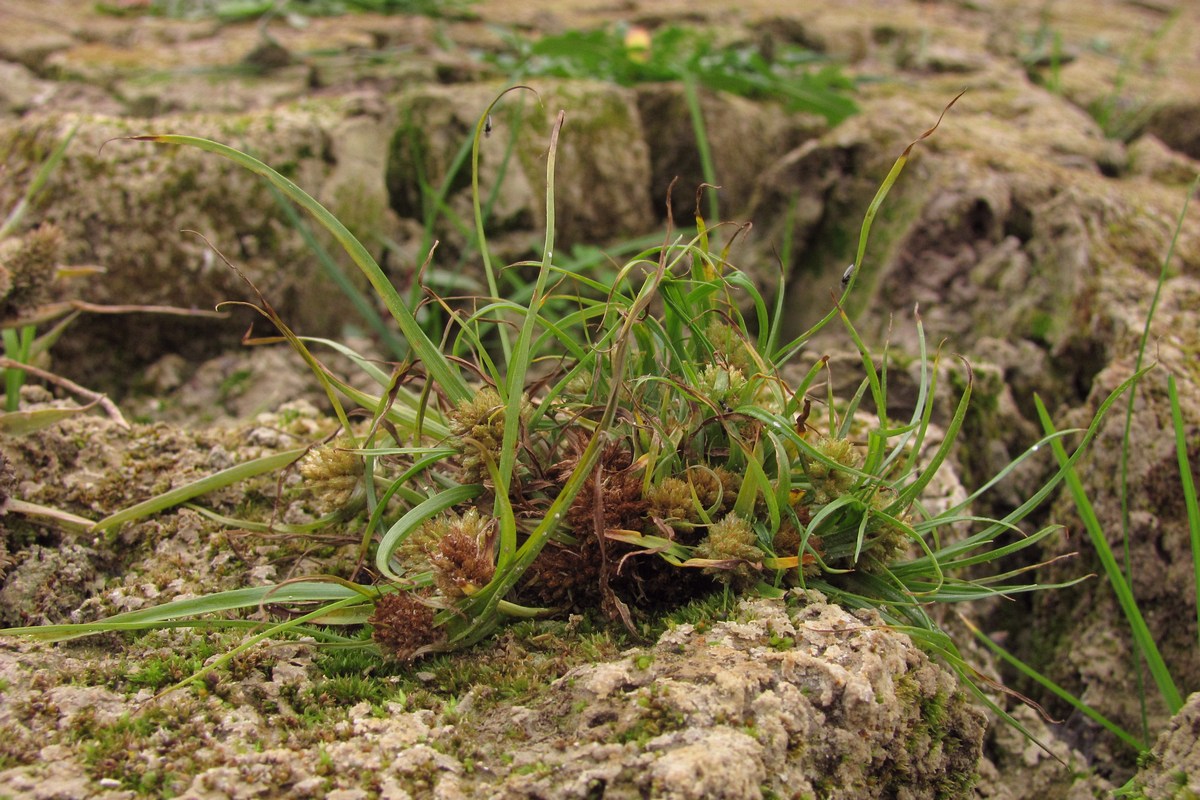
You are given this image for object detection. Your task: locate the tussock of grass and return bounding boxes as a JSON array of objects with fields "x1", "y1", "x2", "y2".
[{"x1": 0, "y1": 90, "x2": 1170, "y2": 763}]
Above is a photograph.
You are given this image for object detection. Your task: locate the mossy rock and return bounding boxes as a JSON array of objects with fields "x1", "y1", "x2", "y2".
[
  {"x1": 386, "y1": 79, "x2": 656, "y2": 269},
  {"x1": 0, "y1": 102, "x2": 390, "y2": 394}
]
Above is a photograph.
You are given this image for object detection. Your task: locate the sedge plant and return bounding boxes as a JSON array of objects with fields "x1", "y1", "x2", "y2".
[{"x1": 0, "y1": 92, "x2": 1147, "y2": 744}]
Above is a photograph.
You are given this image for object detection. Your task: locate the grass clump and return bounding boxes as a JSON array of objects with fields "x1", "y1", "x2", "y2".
[
  {"x1": 0, "y1": 90, "x2": 1146, "y2": 750},
  {"x1": 489, "y1": 25, "x2": 857, "y2": 126}
]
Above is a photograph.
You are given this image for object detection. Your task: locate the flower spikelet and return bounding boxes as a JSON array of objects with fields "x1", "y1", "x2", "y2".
[
  {"x1": 428, "y1": 510, "x2": 494, "y2": 598},
  {"x1": 298, "y1": 440, "x2": 363, "y2": 511},
  {"x1": 805, "y1": 435, "x2": 861, "y2": 504},
  {"x1": 687, "y1": 466, "x2": 740, "y2": 517},
  {"x1": 696, "y1": 364, "x2": 747, "y2": 407},
  {"x1": 369, "y1": 592, "x2": 441, "y2": 661},
  {"x1": 449, "y1": 388, "x2": 518, "y2": 485},
  {"x1": 646, "y1": 477, "x2": 697, "y2": 527},
  {"x1": 705, "y1": 319, "x2": 755, "y2": 374},
  {"x1": 695, "y1": 513, "x2": 764, "y2": 588},
  {"x1": 395, "y1": 514, "x2": 453, "y2": 574}
]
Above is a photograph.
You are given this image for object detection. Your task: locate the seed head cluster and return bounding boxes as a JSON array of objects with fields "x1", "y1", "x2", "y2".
[
  {"x1": 369, "y1": 591, "x2": 441, "y2": 661},
  {"x1": 428, "y1": 511, "x2": 495, "y2": 598},
  {"x1": 299, "y1": 440, "x2": 363, "y2": 512},
  {"x1": 804, "y1": 435, "x2": 861, "y2": 504},
  {"x1": 695, "y1": 513, "x2": 764, "y2": 588},
  {"x1": 449, "y1": 388, "x2": 509, "y2": 485}
]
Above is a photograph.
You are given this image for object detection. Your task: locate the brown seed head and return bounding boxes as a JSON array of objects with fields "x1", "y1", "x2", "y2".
[
  {"x1": 369, "y1": 592, "x2": 441, "y2": 661},
  {"x1": 429, "y1": 514, "x2": 495, "y2": 598}
]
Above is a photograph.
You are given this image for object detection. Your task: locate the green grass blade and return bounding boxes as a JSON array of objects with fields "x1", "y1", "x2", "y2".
[
  {"x1": 1116, "y1": 174, "x2": 1197, "y2": 733},
  {"x1": 126, "y1": 134, "x2": 470, "y2": 404},
  {"x1": 917, "y1": 367, "x2": 1150, "y2": 560},
  {"x1": 836, "y1": 308, "x2": 887, "y2": 429},
  {"x1": 375, "y1": 484, "x2": 484, "y2": 580},
  {"x1": 183, "y1": 503, "x2": 348, "y2": 534},
  {"x1": 160, "y1": 593, "x2": 368, "y2": 696},
  {"x1": 682, "y1": 74, "x2": 718, "y2": 224},
  {"x1": 355, "y1": 451, "x2": 460, "y2": 564},
  {"x1": 1167, "y1": 374, "x2": 1200, "y2": 651},
  {"x1": 1121, "y1": 180, "x2": 1196, "y2": 546},
  {"x1": 470, "y1": 87, "x2": 536, "y2": 363},
  {"x1": 0, "y1": 402, "x2": 97, "y2": 434},
  {"x1": 495, "y1": 110, "x2": 566, "y2": 501},
  {"x1": 892, "y1": 359, "x2": 971, "y2": 510},
  {"x1": 2, "y1": 327, "x2": 32, "y2": 411},
  {"x1": 297, "y1": 336, "x2": 394, "y2": 387},
  {"x1": 1, "y1": 582, "x2": 365, "y2": 642},
  {"x1": 5, "y1": 499, "x2": 94, "y2": 532},
  {"x1": 91, "y1": 447, "x2": 307, "y2": 535},
  {"x1": 960, "y1": 614, "x2": 1145, "y2": 751},
  {"x1": 898, "y1": 523, "x2": 1062, "y2": 573},
  {"x1": 1036, "y1": 395, "x2": 1184, "y2": 714},
  {"x1": 287, "y1": 350, "x2": 451, "y2": 440},
  {"x1": 1, "y1": 122, "x2": 78, "y2": 239}
]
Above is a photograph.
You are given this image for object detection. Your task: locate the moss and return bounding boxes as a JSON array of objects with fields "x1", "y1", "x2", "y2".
[
  {"x1": 919, "y1": 690, "x2": 950, "y2": 747},
  {"x1": 305, "y1": 675, "x2": 398, "y2": 707},
  {"x1": 642, "y1": 589, "x2": 734, "y2": 638},
  {"x1": 0, "y1": 722, "x2": 38, "y2": 770},
  {"x1": 512, "y1": 761, "x2": 553, "y2": 777},
  {"x1": 124, "y1": 644, "x2": 218, "y2": 693},
  {"x1": 612, "y1": 687, "x2": 688, "y2": 746},
  {"x1": 73, "y1": 707, "x2": 189, "y2": 795},
  {"x1": 768, "y1": 633, "x2": 795, "y2": 651},
  {"x1": 310, "y1": 613, "x2": 626, "y2": 721}
]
